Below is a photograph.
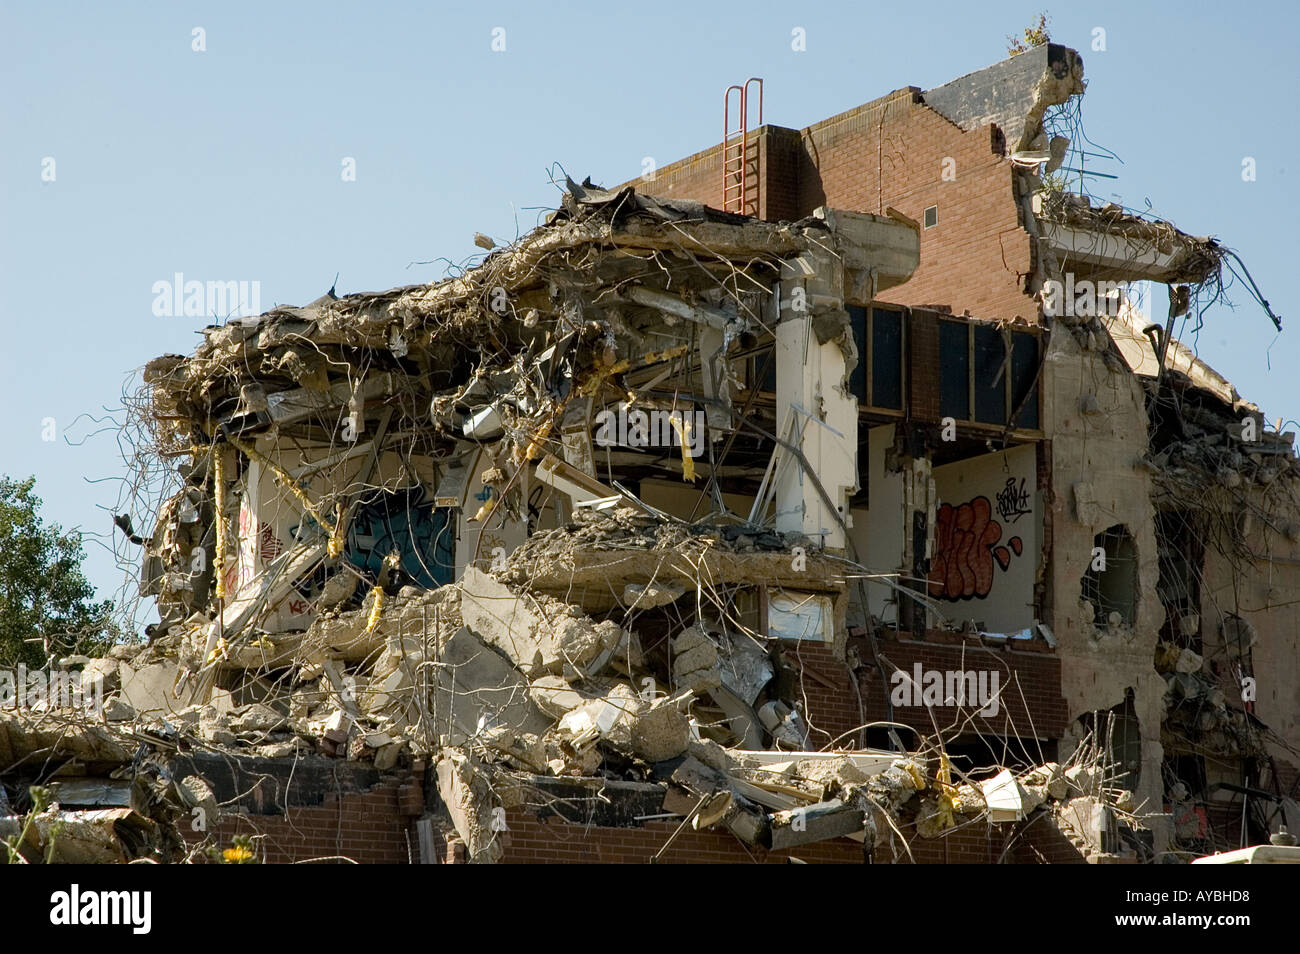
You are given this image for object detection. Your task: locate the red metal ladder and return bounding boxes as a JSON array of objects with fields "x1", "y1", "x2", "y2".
[{"x1": 722, "y1": 78, "x2": 763, "y2": 215}]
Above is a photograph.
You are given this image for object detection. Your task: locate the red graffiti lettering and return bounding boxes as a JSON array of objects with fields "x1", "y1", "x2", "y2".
[{"x1": 928, "y1": 496, "x2": 1023, "y2": 600}]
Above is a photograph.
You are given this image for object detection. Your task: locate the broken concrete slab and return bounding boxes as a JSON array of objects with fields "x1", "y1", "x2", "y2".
[
  {"x1": 671, "y1": 624, "x2": 721, "y2": 693},
  {"x1": 433, "y1": 626, "x2": 552, "y2": 747},
  {"x1": 528, "y1": 675, "x2": 589, "y2": 719},
  {"x1": 434, "y1": 750, "x2": 503, "y2": 864},
  {"x1": 459, "y1": 567, "x2": 624, "y2": 678},
  {"x1": 0, "y1": 710, "x2": 136, "y2": 767},
  {"x1": 120, "y1": 660, "x2": 196, "y2": 719},
  {"x1": 622, "y1": 580, "x2": 685, "y2": 610},
  {"x1": 20, "y1": 808, "x2": 157, "y2": 864},
  {"x1": 768, "y1": 798, "x2": 866, "y2": 850}
]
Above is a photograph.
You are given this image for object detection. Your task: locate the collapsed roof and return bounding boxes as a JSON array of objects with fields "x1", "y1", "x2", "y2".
[{"x1": 0, "y1": 180, "x2": 1147, "y2": 863}]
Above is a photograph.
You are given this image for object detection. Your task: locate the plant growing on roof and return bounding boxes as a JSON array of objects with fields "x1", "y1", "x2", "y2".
[{"x1": 1007, "y1": 12, "x2": 1051, "y2": 56}]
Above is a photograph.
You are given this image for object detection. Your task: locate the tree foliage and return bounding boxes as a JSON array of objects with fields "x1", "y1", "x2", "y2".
[{"x1": 0, "y1": 477, "x2": 116, "y2": 667}]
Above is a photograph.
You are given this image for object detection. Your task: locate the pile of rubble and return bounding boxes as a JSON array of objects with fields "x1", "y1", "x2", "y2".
[
  {"x1": 0, "y1": 705, "x2": 207, "y2": 863},
  {"x1": 9, "y1": 177, "x2": 1151, "y2": 864},
  {"x1": 1155, "y1": 628, "x2": 1266, "y2": 761},
  {"x1": 4, "y1": 528, "x2": 1143, "y2": 863},
  {"x1": 1147, "y1": 395, "x2": 1298, "y2": 493}
]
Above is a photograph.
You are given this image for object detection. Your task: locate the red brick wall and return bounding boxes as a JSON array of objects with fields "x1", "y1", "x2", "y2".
[
  {"x1": 635, "y1": 140, "x2": 725, "y2": 208},
  {"x1": 796, "y1": 93, "x2": 1034, "y2": 320},
  {"x1": 194, "y1": 778, "x2": 416, "y2": 864},
  {"x1": 194, "y1": 776, "x2": 1086, "y2": 865},
  {"x1": 182, "y1": 748, "x2": 1082, "y2": 865},
  {"x1": 784, "y1": 638, "x2": 1069, "y2": 747},
  {"x1": 909, "y1": 309, "x2": 943, "y2": 420},
  {"x1": 759, "y1": 126, "x2": 805, "y2": 222},
  {"x1": 495, "y1": 805, "x2": 1084, "y2": 864},
  {"x1": 188, "y1": 777, "x2": 1086, "y2": 864},
  {"x1": 622, "y1": 89, "x2": 1039, "y2": 323}
]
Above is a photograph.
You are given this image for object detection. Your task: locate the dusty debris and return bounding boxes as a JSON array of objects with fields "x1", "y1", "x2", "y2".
[
  {"x1": 87, "y1": 180, "x2": 928, "y2": 859},
  {"x1": 459, "y1": 567, "x2": 625, "y2": 678},
  {"x1": 35, "y1": 68, "x2": 1292, "y2": 866},
  {"x1": 671, "y1": 624, "x2": 721, "y2": 694},
  {"x1": 434, "y1": 750, "x2": 503, "y2": 864}
]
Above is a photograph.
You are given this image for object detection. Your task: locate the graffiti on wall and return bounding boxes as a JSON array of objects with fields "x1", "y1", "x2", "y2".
[
  {"x1": 994, "y1": 476, "x2": 1032, "y2": 523},
  {"x1": 927, "y1": 496, "x2": 1024, "y2": 600},
  {"x1": 343, "y1": 486, "x2": 454, "y2": 589}
]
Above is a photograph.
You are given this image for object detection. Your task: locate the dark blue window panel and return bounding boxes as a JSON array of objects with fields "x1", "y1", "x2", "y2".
[
  {"x1": 938, "y1": 320, "x2": 969, "y2": 421},
  {"x1": 760, "y1": 345, "x2": 778, "y2": 393},
  {"x1": 870, "y1": 308, "x2": 904, "y2": 409},
  {"x1": 1010, "y1": 332, "x2": 1040, "y2": 430},
  {"x1": 973, "y1": 323, "x2": 1006, "y2": 425}
]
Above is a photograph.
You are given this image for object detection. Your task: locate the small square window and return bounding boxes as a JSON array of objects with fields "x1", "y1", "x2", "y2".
[{"x1": 924, "y1": 206, "x2": 938, "y2": 229}]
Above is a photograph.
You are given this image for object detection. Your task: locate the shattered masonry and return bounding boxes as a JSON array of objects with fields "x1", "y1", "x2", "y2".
[{"x1": 6, "y1": 41, "x2": 1298, "y2": 864}]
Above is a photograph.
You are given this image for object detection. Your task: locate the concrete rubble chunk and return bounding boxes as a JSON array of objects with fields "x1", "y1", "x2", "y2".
[
  {"x1": 256, "y1": 740, "x2": 300, "y2": 758},
  {"x1": 864, "y1": 758, "x2": 927, "y2": 812},
  {"x1": 622, "y1": 580, "x2": 685, "y2": 610},
  {"x1": 229, "y1": 702, "x2": 288, "y2": 735},
  {"x1": 1056, "y1": 796, "x2": 1118, "y2": 858},
  {"x1": 459, "y1": 567, "x2": 623, "y2": 678},
  {"x1": 1021, "y1": 761, "x2": 1067, "y2": 801},
  {"x1": 177, "y1": 774, "x2": 220, "y2": 827},
  {"x1": 671, "y1": 624, "x2": 721, "y2": 693},
  {"x1": 528, "y1": 675, "x2": 589, "y2": 719},
  {"x1": 794, "y1": 755, "x2": 872, "y2": 792},
  {"x1": 435, "y1": 751, "x2": 504, "y2": 864},
  {"x1": 101, "y1": 697, "x2": 135, "y2": 722},
  {"x1": 687, "y1": 736, "x2": 731, "y2": 773},
  {"x1": 120, "y1": 660, "x2": 194, "y2": 719},
  {"x1": 629, "y1": 694, "x2": 691, "y2": 763},
  {"x1": 433, "y1": 626, "x2": 552, "y2": 748},
  {"x1": 547, "y1": 681, "x2": 690, "y2": 763},
  {"x1": 556, "y1": 683, "x2": 641, "y2": 751},
  {"x1": 1064, "y1": 764, "x2": 1099, "y2": 796},
  {"x1": 197, "y1": 712, "x2": 236, "y2": 747},
  {"x1": 362, "y1": 668, "x2": 410, "y2": 717},
  {"x1": 1174, "y1": 646, "x2": 1204, "y2": 674},
  {"x1": 374, "y1": 741, "x2": 403, "y2": 771},
  {"x1": 78, "y1": 657, "x2": 121, "y2": 694}
]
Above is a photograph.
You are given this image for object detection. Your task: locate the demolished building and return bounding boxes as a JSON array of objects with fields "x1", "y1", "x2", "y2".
[{"x1": 5, "y1": 42, "x2": 1297, "y2": 864}]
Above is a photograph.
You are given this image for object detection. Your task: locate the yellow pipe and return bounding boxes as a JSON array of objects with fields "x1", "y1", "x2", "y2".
[{"x1": 213, "y1": 448, "x2": 227, "y2": 600}]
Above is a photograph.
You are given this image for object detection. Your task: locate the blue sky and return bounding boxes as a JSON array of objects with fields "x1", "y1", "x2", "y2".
[{"x1": 2, "y1": 1, "x2": 1296, "y2": 618}]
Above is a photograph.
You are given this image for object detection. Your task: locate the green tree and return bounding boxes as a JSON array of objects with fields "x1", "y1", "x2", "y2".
[{"x1": 0, "y1": 477, "x2": 116, "y2": 667}]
